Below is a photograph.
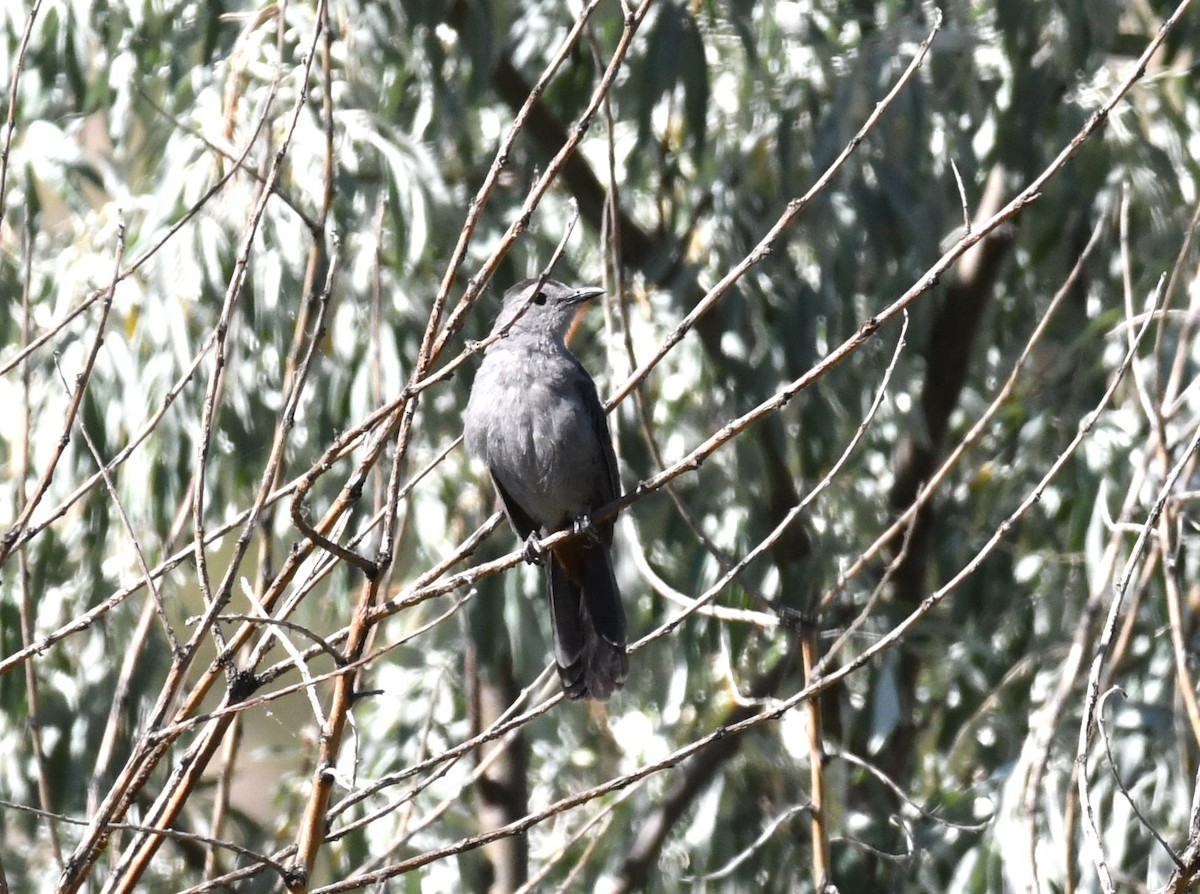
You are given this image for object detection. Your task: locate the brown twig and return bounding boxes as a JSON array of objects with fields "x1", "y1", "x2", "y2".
[
  {"x1": 287, "y1": 574, "x2": 384, "y2": 891},
  {"x1": 428, "y1": 0, "x2": 653, "y2": 364},
  {"x1": 1095, "y1": 688, "x2": 1184, "y2": 871},
  {"x1": 53, "y1": 347, "x2": 181, "y2": 656},
  {"x1": 1159, "y1": 194, "x2": 1200, "y2": 409},
  {"x1": 1011, "y1": 460, "x2": 1148, "y2": 893},
  {"x1": 802, "y1": 626, "x2": 830, "y2": 890},
  {"x1": 1160, "y1": 510, "x2": 1200, "y2": 749},
  {"x1": 830, "y1": 747, "x2": 988, "y2": 832},
  {"x1": 680, "y1": 804, "x2": 809, "y2": 883},
  {"x1": 0, "y1": 796, "x2": 291, "y2": 878},
  {"x1": 14, "y1": 185, "x2": 63, "y2": 870},
  {"x1": 1162, "y1": 763, "x2": 1200, "y2": 892},
  {"x1": 0, "y1": 0, "x2": 46, "y2": 229},
  {"x1": 1075, "y1": 290, "x2": 1200, "y2": 894},
  {"x1": 204, "y1": 717, "x2": 243, "y2": 879},
  {"x1": 0, "y1": 91, "x2": 272, "y2": 382},
  {"x1": 61, "y1": 10, "x2": 330, "y2": 889},
  {"x1": 87, "y1": 294, "x2": 1164, "y2": 888},
  {"x1": 316, "y1": 314, "x2": 1147, "y2": 891},
  {"x1": 514, "y1": 787, "x2": 639, "y2": 893},
  {"x1": 0, "y1": 215, "x2": 125, "y2": 567},
  {"x1": 426, "y1": 0, "x2": 608, "y2": 363},
  {"x1": 606, "y1": 10, "x2": 943, "y2": 411},
  {"x1": 325, "y1": 661, "x2": 555, "y2": 840},
  {"x1": 190, "y1": 16, "x2": 310, "y2": 645}
]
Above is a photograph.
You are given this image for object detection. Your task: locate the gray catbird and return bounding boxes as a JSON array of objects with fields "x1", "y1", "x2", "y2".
[{"x1": 463, "y1": 278, "x2": 628, "y2": 700}]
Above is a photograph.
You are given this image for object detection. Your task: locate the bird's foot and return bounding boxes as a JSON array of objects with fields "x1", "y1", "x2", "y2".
[
  {"x1": 571, "y1": 512, "x2": 602, "y2": 544},
  {"x1": 521, "y1": 533, "x2": 547, "y2": 566}
]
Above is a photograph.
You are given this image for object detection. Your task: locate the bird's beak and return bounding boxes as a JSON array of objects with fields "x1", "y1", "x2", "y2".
[
  {"x1": 563, "y1": 287, "x2": 604, "y2": 344},
  {"x1": 569, "y1": 286, "x2": 605, "y2": 305}
]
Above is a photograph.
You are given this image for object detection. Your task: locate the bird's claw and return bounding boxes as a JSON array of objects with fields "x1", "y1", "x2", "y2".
[
  {"x1": 521, "y1": 533, "x2": 547, "y2": 566},
  {"x1": 571, "y1": 512, "x2": 602, "y2": 544}
]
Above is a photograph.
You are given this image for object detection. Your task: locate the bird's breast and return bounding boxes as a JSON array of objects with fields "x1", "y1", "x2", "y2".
[{"x1": 465, "y1": 347, "x2": 604, "y2": 528}]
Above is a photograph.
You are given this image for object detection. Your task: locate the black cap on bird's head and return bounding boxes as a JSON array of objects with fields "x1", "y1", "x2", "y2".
[{"x1": 493, "y1": 278, "x2": 605, "y2": 340}]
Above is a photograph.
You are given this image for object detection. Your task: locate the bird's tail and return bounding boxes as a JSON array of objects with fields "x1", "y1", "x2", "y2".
[{"x1": 548, "y1": 539, "x2": 628, "y2": 700}]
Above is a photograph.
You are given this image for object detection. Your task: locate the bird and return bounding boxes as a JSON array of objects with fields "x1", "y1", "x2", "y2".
[{"x1": 463, "y1": 278, "x2": 628, "y2": 700}]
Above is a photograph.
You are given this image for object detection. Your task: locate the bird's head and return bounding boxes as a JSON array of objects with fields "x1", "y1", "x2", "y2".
[{"x1": 493, "y1": 278, "x2": 605, "y2": 342}]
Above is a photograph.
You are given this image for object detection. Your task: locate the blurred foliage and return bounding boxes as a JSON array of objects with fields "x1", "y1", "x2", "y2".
[{"x1": 1, "y1": 0, "x2": 1199, "y2": 891}]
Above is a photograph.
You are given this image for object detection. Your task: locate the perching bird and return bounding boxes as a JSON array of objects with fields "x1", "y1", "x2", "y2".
[{"x1": 463, "y1": 278, "x2": 628, "y2": 700}]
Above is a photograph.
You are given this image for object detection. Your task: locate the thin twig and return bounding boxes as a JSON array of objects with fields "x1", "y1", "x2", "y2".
[
  {"x1": 681, "y1": 805, "x2": 810, "y2": 882},
  {"x1": 1076, "y1": 281, "x2": 1198, "y2": 894},
  {"x1": 950, "y1": 158, "x2": 970, "y2": 235},
  {"x1": 428, "y1": 0, "x2": 654, "y2": 362},
  {"x1": 0, "y1": 0, "x2": 47, "y2": 228},
  {"x1": 1095, "y1": 688, "x2": 1184, "y2": 871},
  {"x1": 307, "y1": 312, "x2": 1149, "y2": 891},
  {"x1": 0, "y1": 213, "x2": 126, "y2": 566},
  {"x1": 52, "y1": 345, "x2": 181, "y2": 657},
  {"x1": 424, "y1": 0, "x2": 608, "y2": 367},
  {"x1": 606, "y1": 11, "x2": 943, "y2": 411},
  {"x1": 14, "y1": 178, "x2": 63, "y2": 869},
  {"x1": 1160, "y1": 511, "x2": 1200, "y2": 749},
  {"x1": 65, "y1": 12, "x2": 331, "y2": 891}
]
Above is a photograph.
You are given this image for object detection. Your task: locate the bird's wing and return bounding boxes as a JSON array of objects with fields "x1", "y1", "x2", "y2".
[
  {"x1": 569, "y1": 358, "x2": 620, "y2": 542},
  {"x1": 489, "y1": 470, "x2": 541, "y2": 541}
]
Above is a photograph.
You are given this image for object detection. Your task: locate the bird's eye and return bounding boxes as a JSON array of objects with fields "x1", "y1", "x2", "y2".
[{"x1": 532, "y1": 291, "x2": 546, "y2": 305}]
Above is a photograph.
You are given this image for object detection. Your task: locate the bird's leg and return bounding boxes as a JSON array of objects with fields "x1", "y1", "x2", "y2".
[{"x1": 521, "y1": 532, "x2": 547, "y2": 565}]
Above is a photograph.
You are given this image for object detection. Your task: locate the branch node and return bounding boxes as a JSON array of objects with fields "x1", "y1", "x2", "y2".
[
  {"x1": 283, "y1": 863, "x2": 308, "y2": 889},
  {"x1": 228, "y1": 668, "x2": 261, "y2": 703}
]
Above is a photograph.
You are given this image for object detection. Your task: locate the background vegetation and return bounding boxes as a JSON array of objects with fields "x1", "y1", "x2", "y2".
[{"x1": 2, "y1": 0, "x2": 1199, "y2": 891}]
